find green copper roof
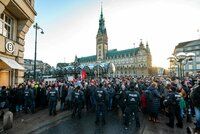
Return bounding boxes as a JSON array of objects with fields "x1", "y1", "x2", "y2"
[
  {"x1": 77, "y1": 47, "x2": 139, "y2": 63},
  {"x1": 78, "y1": 55, "x2": 96, "y2": 63},
  {"x1": 107, "y1": 47, "x2": 139, "y2": 58}
]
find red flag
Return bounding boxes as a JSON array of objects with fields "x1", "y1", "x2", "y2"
[{"x1": 81, "y1": 69, "x2": 87, "y2": 80}]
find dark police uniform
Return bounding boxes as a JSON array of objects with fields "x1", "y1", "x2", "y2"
[
  {"x1": 72, "y1": 88, "x2": 84, "y2": 119},
  {"x1": 124, "y1": 89, "x2": 140, "y2": 128},
  {"x1": 118, "y1": 89, "x2": 127, "y2": 115},
  {"x1": 95, "y1": 86, "x2": 106, "y2": 125},
  {"x1": 0, "y1": 87, "x2": 7, "y2": 109},
  {"x1": 48, "y1": 88, "x2": 58, "y2": 116},
  {"x1": 24, "y1": 87, "x2": 33, "y2": 113},
  {"x1": 164, "y1": 90, "x2": 183, "y2": 128}
]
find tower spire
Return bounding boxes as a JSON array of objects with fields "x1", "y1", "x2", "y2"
[
  {"x1": 139, "y1": 39, "x2": 144, "y2": 47},
  {"x1": 146, "y1": 41, "x2": 150, "y2": 53},
  {"x1": 98, "y1": 2, "x2": 106, "y2": 35},
  {"x1": 101, "y1": 1, "x2": 103, "y2": 18}
]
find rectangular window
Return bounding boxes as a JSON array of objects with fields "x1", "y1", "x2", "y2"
[
  {"x1": 0, "y1": 13, "x2": 13, "y2": 39},
  {"x1": 186, "y1": 47, "x2": 192, "y2": 51},
  {"x1": 188, "y1": 64, "x2": 193, "y2": 70},
  {"x1": 197, "y1": 64, "x2": 200, "y2": 69},
  {"x1": 196, "y1": 57, "x2": 200, "y2": 62},
  {"x1": 196, "y1": 51, "x2": 200, "y2": 56},
  {"x1": 184, "y1": 65, "x2": 186, "y2": 70},
  {"x1": 195, "y1": 46, "x2": 199, "y2": 50}
]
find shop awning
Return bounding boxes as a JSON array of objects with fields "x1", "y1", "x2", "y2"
[{"x1": 0, "y1": 57, "x2": 25, "y2": 70}]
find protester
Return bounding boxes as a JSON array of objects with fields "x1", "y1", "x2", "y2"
[
  {"x1": 0, "y1": 74, "x2": 200, "y2": 132},
  {"x1": 190, "y1": 78, "x2": 200, "y2": 133}
]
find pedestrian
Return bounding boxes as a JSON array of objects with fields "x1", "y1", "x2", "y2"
[
  {"x1": 145, "y1": 84, "x2": 153, "y2": 121},
  {"x1": 107, "y1": 83, "x2": 115, "y2": 111},
  {"x1": 95, "y1": 83, "x2": 107, "y2": 125},
  {"x1": 24, "y1": 85, "x2": 33, "y2": 114},
  {"x1": 85, "y1": 83, "x2": 92, "y2": 111},
  {"x1": 71, "y1": 86, "x2": 84, "y2": 119},
  {"x1": 89, "y1": 80, "x2": 97, "y2": 112},
  {"x1": 47, "y1": 85, "x2": 58, "y2": 116},
  {"x1": 8, "y1": 85, "x2": 16, "y2": 113},
  {"x1": 164, "y1": 85, "x2": 183, "y2": 128},
  {"x1": 0, "y1": 86, "x2": 7, "y2": 109},
  {"x1": 60, "y1": 84, "x2": 68, "y2": 111},
  {"x1": 190, "y1": 80, "x2": 200, "y2": 133},
  {"x1": 16, "y1": 84, "x2": 24, "y2": 113},
  {"x1": 151, "y1": 82, "x2": 161, "y2": 123},
  {"x1": 124, "y1": 82, "x2": 140, "y2": 129},
  {"x1": 140, "y1": 90, "x2": 147, "y2": 114},
  {"x1": 38, "y1": 83, "x2": 47, "y2": 109},
  {"x1": 179, "y1": 92, "x2": 186, "y2": 119},
  {"x1": 66, "y1": 84, "x2": 73, "y2": 110},
  {"x1": 118, "y1": 84, "x2": 127, "y2": 116},
  {"x1": 30, "y1": 84, "x2": 36, "y2": 113}
]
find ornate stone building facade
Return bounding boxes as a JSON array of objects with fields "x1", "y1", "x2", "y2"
[
  {"x1": 0, "y1": 0, "x2": 36, "y2": 86},
  {"x1": 173, "y1": 39, "x2": 200, "y2": 76},
  {"x1": 77, "y1": 7, "x2": 152, "y2": 76}
]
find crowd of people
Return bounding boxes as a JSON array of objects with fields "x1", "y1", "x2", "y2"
[{"x1": 0, "y1": 75, "x2": 200, "y2": 132}]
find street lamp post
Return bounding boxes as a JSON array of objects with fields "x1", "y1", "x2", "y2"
[
  {"x1": 33, "y1": 23, "x2": 44, "y2": 81},
  {"x1": 168, "y1": 52, "x2": 195, "y2": 78}
]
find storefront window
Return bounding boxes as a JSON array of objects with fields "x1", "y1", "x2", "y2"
[{"x1": 0, "y1": 13, "x2": 13, "y2": 39}]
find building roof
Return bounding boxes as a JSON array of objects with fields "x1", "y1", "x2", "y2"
[
  {"x1": 175, "y1": 39, "x2": 200, "y2": 49},
  {"x1": 78, "y1": 55, "x2": 96, "y2": 63},
  {"x1": 107, "y1": 47, "x2": 139, "y2": 58},
  {"x1": 77, "y1": 47, "x2": 140, "y2": 63}
]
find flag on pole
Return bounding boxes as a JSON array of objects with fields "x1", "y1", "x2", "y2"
[{"x1": 81, "y1": 69, "x2": 87, "y2": 80}]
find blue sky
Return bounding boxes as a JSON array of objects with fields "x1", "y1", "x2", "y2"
[
  {"x1": 35, "y1": 0, "x2": 95, "y2": 24},
  {"x1": 24, "y1": 0, "x2": 200, "y2": 68}
]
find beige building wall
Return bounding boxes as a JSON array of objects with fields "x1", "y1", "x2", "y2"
[{"x1": 0, "y1": 0, "x2": 36, "y2": 86}]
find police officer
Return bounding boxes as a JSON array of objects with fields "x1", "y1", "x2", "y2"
[
  {"x1": 48, "y1": 85, "x2": 58, "y2": 116},
  {"x1": 124, "y1": 82, "x2": 140, "y2": 129},
  {"x1": 24, "y1": 85, "x2": 33, "y2": 114},
  {"x1": 71, "y1": 86, "x2": 84, "y2": 119},
  {"x1": 0, "y1": 86, "x2": 7, "y2": 110},
  {"x1": 164, "y1": 85, "x2": 183, "y2": 128},
  {"x1": 95, "y1": 83, "x2": 107, "y2": 125}
]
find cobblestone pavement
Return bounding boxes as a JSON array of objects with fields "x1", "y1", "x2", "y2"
[{"x1": 41, "y1": 110, "x2": 195, "y2": 134}]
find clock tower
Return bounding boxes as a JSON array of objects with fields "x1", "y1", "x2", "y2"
[{"x1": 96, "y1": 5, "x2": 108, "y2": 61}]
